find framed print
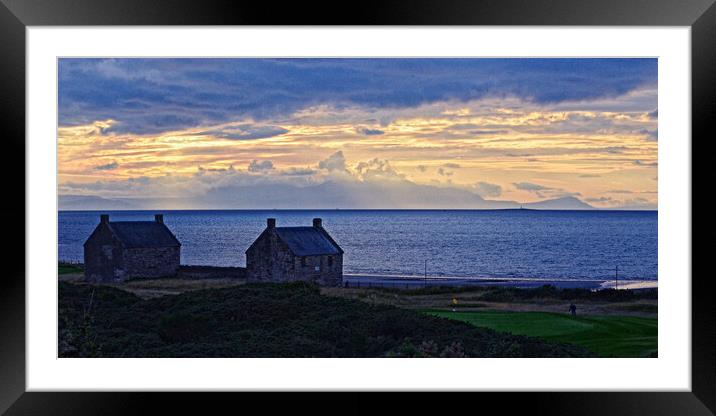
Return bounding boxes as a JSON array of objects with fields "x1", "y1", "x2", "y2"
[{"x1": 1, "y1": 0, "x2": 712, "y2": 414}]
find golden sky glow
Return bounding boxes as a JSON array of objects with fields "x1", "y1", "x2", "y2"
[
  {"x1": 58, "y1": 58, "x2": 658, "y2": 209},
  {"x1": 59, "y1": 95, "x2": 658, "y2": 208}
]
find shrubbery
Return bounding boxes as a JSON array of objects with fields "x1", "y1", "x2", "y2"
[
  {"x1": 58, "y1": 281, "x2": 592, "y2": 358},
  {"x1": 370, "y1": 283, "x2": 657, "y2": 302},
  {"x1": 479, "y1": 285, "x2": 657, "y2": 302}
]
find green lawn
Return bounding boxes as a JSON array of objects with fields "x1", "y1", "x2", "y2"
[
  {"x1": 58, "y1": 263, "x2": 83, "y2": 275},
  {"x1": 426, "y1": 310, "x2": 657, "y2": 358}
]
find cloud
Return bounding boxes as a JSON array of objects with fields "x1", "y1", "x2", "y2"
[
  {"x1": 648, "y1": 109, "x2": 658, "y2": 119},
  {"x1": 64, "y1": 162, "x2": 550, "y2": 209},
  {"x1": 586, "y1": 196, "x2": 615, "y2": 203},
  {"x1": 513, "y1": 182, "x2": 551, "y2": 192},
  {"x1": 355, "y1": 126, "x2": 385, "y2": 136},
  {"x1": 622, "y1": 197, "x2": 654, "y2": 205},
  {"x1": 58, "y1": 58, "x2": 657, "y2": 135},
  {"x1": 468, "y1": 129, "x2": 510, "y2": 136},
  {"x1": 281, "y1": 167, "x2": 317, "y2": 176},
  {"x1": 57, "y1": 59, "x2": 658, "y2": 209},
  {"x1": 607, "y1": 189, "x2": 657, "y2": 195},
  {"x1": 318, "y1": 151, "x2": 348, "y2": 172},
  {"x1": 637, "y1": 128, "x2": 658, "y2": 141},
  {"x1": 585, "y1": 195, "x2": 657, "y2": 209},
  {"x1": 611, "y1": 197, "x2": 657, "y2": 209},
  {"x1": 354, "y1": 158, "x2": 405, "y2": 181},
  {"x1": 198, "y1": 165, "x2": 236, "y2": 173},
  {"x1": 512, "y1": 181, "x2": 580, "y2": 199},
  {"x1": 605, "y1": 147, "x2": 627, "y2": 154},
  {"x1": 202, "y1": 124, "x2": 288, "y2": 141},
  {"x1": 248, "y1": 160, "x2": 274, "y2": 172},
  {"x1": 442, "y1": 163, "x2": 461, "y2": 169},
  {"x1": 93, "y1": 161, "x2": 119, "y2": 171},
  {"x1": 474, "y1": 181, "x2": 502, "y2": 198},
  {"x1": 61, "y1": 147, "x2": 658, "y2": 210},
  {"x1": 437, "y1": 168, "x2": 453, "y2": 176}
]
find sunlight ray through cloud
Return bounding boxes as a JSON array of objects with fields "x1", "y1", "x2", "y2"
[{"x1": 58, "y1": 58, "x2": 657, "y2": 210}]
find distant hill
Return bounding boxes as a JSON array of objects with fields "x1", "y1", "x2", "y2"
[
  {"x1": 607, "y1": 202, "x2": 658, "y2": 211},
  {"x1": 59, "y1": 188, "x2": 605, "y2": 211},
  {"x1": 523, "y1": 196, "x2": 594, "y2": 210},
  {"x1": 59, "y1": 195, "x2": 137, "y2": 210}
]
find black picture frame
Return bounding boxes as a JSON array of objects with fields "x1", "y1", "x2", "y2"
[{"x1": 0, "y1": 0, "x2": 710, "y2": 414}]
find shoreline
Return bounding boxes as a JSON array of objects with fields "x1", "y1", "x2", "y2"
[
  {"x1": 60, "y1": 262, "x2": 658, "y2": 291},
  {"x1": 343, "y1": 274, "x2": 657, "y2": 290}
]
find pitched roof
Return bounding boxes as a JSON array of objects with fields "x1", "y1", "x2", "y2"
[
  {"x1": 274, "y1": 226, "x2": 343, "y2": 256},
  {"x1": 108, "y1": 221, "x2": 181, "y2": 248}
]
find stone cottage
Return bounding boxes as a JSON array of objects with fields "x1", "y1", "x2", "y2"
[
  {"x1": 83, "y1": 214, "x2": 181, "y2": 282},
  {"x1": 245, "y1": 218, "x2": 343, "y2": 286}
]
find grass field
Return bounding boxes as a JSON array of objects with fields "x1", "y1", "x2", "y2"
[
  {"x1": 426, "y1": 310, "x2": 657, "y2": 358},
  {"x1": 58, "y1": 263, "x2": 83, "y2": 275}
]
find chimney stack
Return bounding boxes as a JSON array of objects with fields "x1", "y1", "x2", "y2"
[
  {"x1": 313, "y1": 218, "x2": 322, "y2": 228},
  {"x1": 267, "y1": 218, "x2": 276, "y2": 229},
  {"x1": 100, "y1": 214, "x2": 109, "y2": 224},
  {"x1": 155, "y1": 214, "x2": 164, "y2": 224}
]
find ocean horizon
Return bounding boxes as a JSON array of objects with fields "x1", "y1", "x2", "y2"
[{"x1": 58, "y1": 209, "x2": 658, "y2": 282}]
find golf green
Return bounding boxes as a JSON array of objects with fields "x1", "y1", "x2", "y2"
[{"x1": 426, "y1": 310, "x2": 657, "y2": 357}]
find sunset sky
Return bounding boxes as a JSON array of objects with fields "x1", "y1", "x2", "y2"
[{"x1": 58, "y1": 58, "x2": 657, "y2": 209}]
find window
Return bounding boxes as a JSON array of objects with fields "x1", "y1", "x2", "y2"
[
  {"x1": 315, "y1": 265, "x2": 320, "y2": 272},
  {"x1": 328, "y1": 257, "x2": 333, "y2": 267},
  {"x1": 301, "y1": 257, "x2": 306, "y2": 267}
]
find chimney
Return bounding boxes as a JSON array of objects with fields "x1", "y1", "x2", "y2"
[
  {"x1": 267, "y1": 218, "x2": 276, "y2": 229},
  {"x1": 100, "y1": 214, "x2": 109, "y2": 224},
  {"x1": 313, "y1": 218, "x2": 322, "y2": 228},
  {"x1": 155, "y1": 214, "x2": 164, "y2": 224}
]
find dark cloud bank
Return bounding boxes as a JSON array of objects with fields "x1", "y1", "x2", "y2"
[{"x1": 59, "y1": 58, "x2": 657, "y2": 135}]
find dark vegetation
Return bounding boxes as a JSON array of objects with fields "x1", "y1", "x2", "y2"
[
  {"x1": 178, "y1": 265, "x2": 246, "y2": 279},
  {"x1": 479, "y1": 285, "x2": 657, "y2": 302},
  {"x1": 450, "y1": 303, "x2": 488, "y2": 308},
  {"x1": 615, "y1": 303, "x2": 658, "y2": 313},
  {"x1": 58, "y1": 281, "x2": 593, "y2": 358},
  {"x1": 374, "y1": 284, "x2": 657, "y2": 302},
  {"x1": 58, "y1": 262, "x2": 83, "y2": 275}
]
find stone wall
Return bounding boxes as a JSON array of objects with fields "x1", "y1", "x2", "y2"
[
  {"x1": 291, "y1": 254, "x2": 342, "y2": 286},
  {"x1": 84, "y1": 224, "x2": 125, "y2": 282},
  {"x1": 246, "y1": 230, "x2": 294, "y2": 282},
  {"x1": 246, "y1": 229, "x2": 343, "y2": 286},
  {"x1": 84, "y1": 221, "x2": 180, "y2": 282},
  {"x1": 123, "y1": 246, "x2": 180, "y2": 279}
]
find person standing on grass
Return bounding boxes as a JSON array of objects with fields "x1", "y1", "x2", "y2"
[{"x1": 569, "y1": 303, "x2": 577, "y2": 316}]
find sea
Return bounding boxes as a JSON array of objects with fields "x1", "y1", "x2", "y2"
[{"x1": 58, "y1": 210, "x2": 658, "y2": 282}]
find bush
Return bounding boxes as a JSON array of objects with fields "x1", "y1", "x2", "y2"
[
  {"x1": 479, "y1": 285, "x2": 657, "y2": 302},
  {"x1": 58, "y1": 281, "x2": 592, "y2": 358}
]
